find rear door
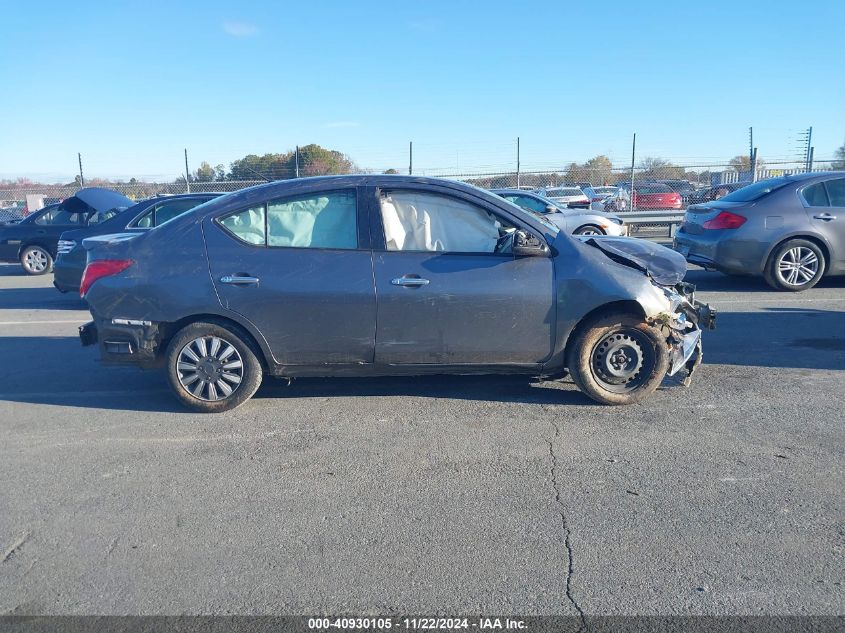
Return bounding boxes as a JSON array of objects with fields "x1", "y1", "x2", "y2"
[
  {"x1": 805, "y1": 178, "x2": 845, "y2": 270},
  {"x1": 203, "y1": 186, "x2": 376, "y2": 365},
  {"x1": 369, "y1": 185, "x2": 555, "y2": 366}
]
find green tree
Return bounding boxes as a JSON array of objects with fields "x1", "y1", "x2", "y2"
[
  {"x1": 194, "y1": 161, "x2": 216, "y2": 182},
  {"x1": 227, "y1": 145, "x2": 359, "y2": 181},
  {"x1": 833, "y1": 139, "x2": 845, "y2": 170},
  {"x1": 637, "y1": 157, "x2": 685, "y2": 180},
  {"x1": 383, "y1": 168, "x2": 399, "y2": 174}
]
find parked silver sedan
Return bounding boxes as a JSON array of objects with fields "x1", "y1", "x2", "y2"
[
  {"x1": 491, "y1": 188, "x2": 627, "y2": 236},
  {"x1": 673, "y1": 172, "x2": 845, "y2": 291}
]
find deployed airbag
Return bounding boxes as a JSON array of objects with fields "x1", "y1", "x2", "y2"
[{"x1": 381, "y1": 191, "x2": 500, "y2": 253}]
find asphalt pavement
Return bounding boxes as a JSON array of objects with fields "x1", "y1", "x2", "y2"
[{"x1": 0, "y1": 263, "x2": 843, "y2": 617}]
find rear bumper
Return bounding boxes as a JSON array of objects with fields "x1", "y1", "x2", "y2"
[
  {"x1": 79, "y1": 318, "x2": 163, "y2": 367},
  {"x1": 673, "y1": 230, "x2": 766, "y2": 274},
  {"x1": 53, "y1": 259, "x2": 84, "y2": 293}
]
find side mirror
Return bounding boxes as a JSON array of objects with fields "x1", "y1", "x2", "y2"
[
  {"x1": 513, "y1": 230, "x2": 549, "y2": 257},
  {"x1": 545, "y1": 204, "x2": 558, "y2": 214}
]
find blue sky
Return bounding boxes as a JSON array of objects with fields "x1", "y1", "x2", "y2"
[{"x1": 1, "y1": 0, "x2": 843, "y2": 182}]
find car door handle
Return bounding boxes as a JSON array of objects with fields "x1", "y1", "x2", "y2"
[
  {"x1": 220, "y1": 275, "x2": 260, "y2": 286},
  {"x1": 391, "y1": 275, "x2": 430, "y2": 287},
  {"x1": 813, "y1": 213, "x2": 837, "y2": 221}
]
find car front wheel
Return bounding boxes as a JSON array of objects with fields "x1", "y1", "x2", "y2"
[
  {"x1": 574, "y1": 225, "x2": 605, "y2": 236},
  {"x1": 764, "y1": 239, "x2": 825, "y2": 292},
  {"x1": 566, "y1": 313, "x2": 669, "y2": 405},
  {"x1": 165, "y1": 322, "x2": 263, "y2": 412},
  {"x1": 20, "y1": 245, "x2": 53, "y2": 275}
]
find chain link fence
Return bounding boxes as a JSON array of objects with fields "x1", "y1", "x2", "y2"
[{"x1": 1, "y1": 159, "x2": 840, "y2": 225}]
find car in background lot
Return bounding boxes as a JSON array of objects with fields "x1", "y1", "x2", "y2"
[
  {"x1": 78, "y1": 175, "x2": 713, "y2": 412},
  {"x1": 0, "y1": 188, "x2": 131, "y2": 274},
  {"x1": 491, "y1": 188, "x2": 627, "y2": 236},
  {"x1": 0, "y1": 203, "x2": 29, "y2": 225},
  {"x1": 673, "y1": 172, "x2": 845, "y2": 291},
  {"x1": 540, "y1": 186, "x2": 590, "y2": 209},
  {"x1": 54, "y1": 193, "x2": 222, "y2": 293},
  {"x1": 686, "y1": 181, "x2": 750, "y2": 205},
  {"x1": 631, "y1": 183, "x2": 683, "y2": 209}
]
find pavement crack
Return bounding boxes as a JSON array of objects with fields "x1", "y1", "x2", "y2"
[
  {"x1": 546, "y1": 420, "x2": 587, "y2": 632},
  {"x1": 2, "y1": 530, "x2": 30, "y2": 563}
]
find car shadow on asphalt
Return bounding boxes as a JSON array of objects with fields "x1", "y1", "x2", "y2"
[
  {"x1": 0, "y1": 285, "x2": 89, "y2": 310},
  {"x1": 2, "y1": 304, "x2": 843, "y2": 413},
  {"x1": 705, "y1": 308, "x2": 845, "y2": 370},
  {"x1": 683, "y1": 268, "x2": 845, "y2": 292}
]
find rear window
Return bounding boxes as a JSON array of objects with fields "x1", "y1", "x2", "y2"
[{"x1": 719, "y1": 177, "x2": 791, "y2": 202}]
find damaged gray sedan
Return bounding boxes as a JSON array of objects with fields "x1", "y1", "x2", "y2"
[{"x1": 78, "y1": 175, "x2": 715, "y2": 412}]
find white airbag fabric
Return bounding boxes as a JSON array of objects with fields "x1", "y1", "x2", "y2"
[
  {"x1": 381, "y1": 192, "x2": 500, "y2": 253},
  {"x1": 268, "y1": 192, "x2": 357, "y2": 249}
]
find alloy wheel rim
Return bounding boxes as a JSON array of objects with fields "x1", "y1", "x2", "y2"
[
  {"x1": 177, "y1": 336, "x2": 244, "y2": 401},
  {"x1": 777, "y1": 247, "x2": 819, "y2": 287},
  {"x1": 591, "y1": 329, "x2": 655, "y2": 394},
  {"x1": 579, "y1": 228, "x2": 602, "y2": 236},
  {"x1": 25, "y1": 248, "x2": 48, "y2": 272}
]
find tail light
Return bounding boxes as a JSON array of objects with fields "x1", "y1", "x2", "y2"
[
  {"x1": 80, "y1": 259, "x2": 133, "y2": 297},
  {"x1": 702, "y1": 211, "x2": 747, "y2": 230}
]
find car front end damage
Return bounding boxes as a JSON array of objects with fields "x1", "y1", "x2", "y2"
[{"x1": 650, "y1": 281, "x2": 716, "y2": 386}]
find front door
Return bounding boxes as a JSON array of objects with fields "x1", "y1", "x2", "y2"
[
  {"x1": 370, "y1": 187, "x2": 555, "y2": 366},
  {"x1": 203, "y1": 187, "x2": 376, "y2": 365}
]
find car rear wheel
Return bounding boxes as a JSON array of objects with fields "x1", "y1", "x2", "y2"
[
  {"x1": 574, "y1": 225, "x2": 605, "y2": 236},
  {"x1": 566, "y1": 313, "x2": 669, "y2": 406},
  {"x1": 764, "y1": 239, "x2": 825, "y2": 292},
  {"x1": 165, "y1": 322, "x2": 263, "y2": 412},
  {"x1": 20, "y1": 245, "x2": 52, "y2": 275}
]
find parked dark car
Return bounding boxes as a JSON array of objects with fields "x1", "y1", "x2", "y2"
[
  {"x1": 673, "y1": 173, "x2": 845, "y2": 291},
  {"x1": 0, "y1": 189, "x2": 132, "y2": 274},
  {"x1": 686, "y1": 181, "x2": 750, "y2": 206},
  {"x1": 54, "y1": 193, "x2": 222, "y2": 293},
  {"x1": 79, "y1": 175, "x2": 714, "y2": 412}
]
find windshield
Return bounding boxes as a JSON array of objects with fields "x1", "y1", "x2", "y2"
[{"x1": 718, "y1": 177, "x2": 792, "y2": 202}]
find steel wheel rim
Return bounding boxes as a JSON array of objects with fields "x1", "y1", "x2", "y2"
[
  {"x1": 24, "y1": 248, "x2": 48, "y2": 272},
  {"x1": 177, "y1": 336, "x2": 244, "y2": 402},
  {"x1": 777, "y1": 247, "x2": 819, "y2": 287},
  {"x1": 591, "y1": 328, "x2": 655, "y2": 394}
]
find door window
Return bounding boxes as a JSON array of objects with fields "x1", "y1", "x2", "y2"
[
  {"x1": 824, "y1": 178, "x2": 845, "y2": 206},
  {"x1": 267, "y1": 191, "x2": 357, "y2": 249},
  {"x1": 35, "y1": 208, "x2": 82, "y2": 225},
  {"x1": 218, "y1": 205, "x2": 267, "y2": 245},
  {"x1": 802, "y1": 182, "x2": 829, "y2": 207},
  {"x1": 132, "y1": 198, "x2": 207, "y2": 228},
  {"x1": 379, "y1": 191, "x2": 512, "y2": 253}
]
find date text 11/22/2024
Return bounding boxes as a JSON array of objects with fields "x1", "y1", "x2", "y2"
[{"x1": 308, "y1": 617, "x2": 527, "y2": 630}]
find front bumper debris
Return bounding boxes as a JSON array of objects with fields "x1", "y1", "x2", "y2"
[{"x1": 655, "y1": 283, "x2": 716, "y2": 387}]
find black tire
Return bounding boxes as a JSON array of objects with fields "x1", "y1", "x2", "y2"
[
  {"x1": 20, "y1": 245, "x2": 53, "y2": 275},
  {"x1": 566, "y1": 313, "x2": 669, "y2": 406},
  {"x1": 574, "y1": 224, "x2": 605, "y2": 236},
  {"x1": 165, "y1": 321, "x2": 263, "y2": 412},
  {"x1": 763, "y1": 239, "x2": 825, "y2": 292}
]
